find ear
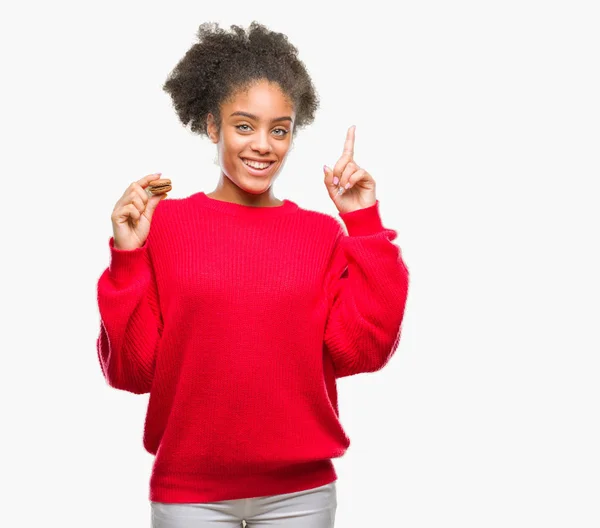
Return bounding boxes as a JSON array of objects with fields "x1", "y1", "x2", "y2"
[{"x1": 207, "y1": 113, "x2": 219, "y2": 143}]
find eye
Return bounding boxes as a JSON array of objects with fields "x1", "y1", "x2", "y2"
[{"x1": 235, "y1": 124, "x2": 289, "y2": 137}]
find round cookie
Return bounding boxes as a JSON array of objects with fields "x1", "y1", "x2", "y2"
[{"x1": 148, "y1": 178, "x2": 172, "y2": 195}]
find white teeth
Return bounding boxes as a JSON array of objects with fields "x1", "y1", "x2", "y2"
[{"x1": 243, "y1": 159, "x2": 272, "y2": 169}]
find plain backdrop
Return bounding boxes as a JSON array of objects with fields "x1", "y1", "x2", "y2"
[{"x1": 1, "y1": 1, "x2": 598, "y2": 527}]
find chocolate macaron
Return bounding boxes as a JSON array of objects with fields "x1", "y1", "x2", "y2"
[{"x1": 147, "y1": 178, "x2": 172, "y2": 195}]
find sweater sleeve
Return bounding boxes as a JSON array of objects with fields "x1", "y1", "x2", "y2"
[
  {"x1": 323, "y1": 200, "x2": 409, "y2": 378},
  {"x1": 95, "y1": 236, "x2": 164, "y2": 394}
]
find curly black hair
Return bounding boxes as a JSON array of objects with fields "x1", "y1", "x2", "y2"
[{"x1": 162, "y1": 21, "x2": 319, "y2": 138}]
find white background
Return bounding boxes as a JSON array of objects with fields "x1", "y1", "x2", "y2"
[{"x1": 1, "y1": 1, "x2": 598, "y2": 527}]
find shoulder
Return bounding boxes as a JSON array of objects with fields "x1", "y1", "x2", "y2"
[
  {"x1": 150, "y1": 193, "x2": 191, "y2": 224},
  {"x1": 145, "y1": 194, "x2": 189, "y2": 242},
  {"x1": 294, "y1": 204, "x2": 345, "y2": 240}
]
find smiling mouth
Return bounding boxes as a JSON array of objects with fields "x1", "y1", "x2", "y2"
[{"x1": 241, "y1": 158, "x2": 275, "y2": 170}]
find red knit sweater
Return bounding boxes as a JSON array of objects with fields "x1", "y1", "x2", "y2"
[{"x1": 96, "y1": 191, "x2": 409, "y2": 503}]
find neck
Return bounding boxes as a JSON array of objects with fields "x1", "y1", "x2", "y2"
[{"x1": 208, "y1": 175, "x2": 283, "y2": 207}]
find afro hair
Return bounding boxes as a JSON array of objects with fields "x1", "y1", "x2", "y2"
[{"x1": 162, "y1": 21, "x2": 319, "y2": 138}]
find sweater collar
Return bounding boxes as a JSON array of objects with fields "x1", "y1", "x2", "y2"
[{"x1": 194, "y1": 192, "x2": 299, "y2": 218}]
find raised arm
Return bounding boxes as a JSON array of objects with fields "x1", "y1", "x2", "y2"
[
  {"x1": 96, "y1": 237, "x2": 163, "y2": 393},
  {"x1": 323, "y1": 201, "x2": 409, "y2": 378}
]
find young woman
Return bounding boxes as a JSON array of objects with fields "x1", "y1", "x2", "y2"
[{"x1": 96, "y1": 21, "x2": 409, "y2": 528}]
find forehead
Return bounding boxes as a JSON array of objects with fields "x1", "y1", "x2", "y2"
[{"x1": 223, "y1": 80, "x2": 295, "y2": 118}]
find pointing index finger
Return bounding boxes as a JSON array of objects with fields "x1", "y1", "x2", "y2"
[{"x1": 342, "y1": 125, "x2": 356, "y2": 158}]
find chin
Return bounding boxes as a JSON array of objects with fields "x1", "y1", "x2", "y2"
[
  {"x1": 241, "y1": 180, "x2": 275, "y2": 194},
  {"x1": 230, "y1": 175, "x2": 274, "y2": 194}
]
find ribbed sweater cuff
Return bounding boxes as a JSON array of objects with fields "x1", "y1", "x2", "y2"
[
  {"x1": 338, "y1": 200, "x2": 385, "y2": 236},
  {"x1": 108, "y1": 236, "x2": 149, "y2": 284}
]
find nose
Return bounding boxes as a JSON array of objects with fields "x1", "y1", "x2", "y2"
[{"x1": 250, "y1": 130, "x2": 273, "y2": 154}]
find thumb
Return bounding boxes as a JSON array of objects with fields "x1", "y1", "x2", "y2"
[
  {"x1": 145, "y1": 192, "x2": 166, "y2": 219},
  {"x1": 323, "y1": 164, "x2": 336, "y2": 189},
  {"x1": 323, "y1": 165, "x2": 340, "y2": 200}
]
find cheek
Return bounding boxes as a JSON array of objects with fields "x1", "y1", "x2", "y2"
[
  {"x1": 277, "y1": 141, "x2": 292, "y2": 157},
  {"x1": 221, "y1": 133, "x2": 245, "y2": 155}
]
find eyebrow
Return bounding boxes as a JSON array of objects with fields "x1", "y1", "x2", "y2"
[{"x1": 229, "y1": 111, "x2": 293, "y2": 123}]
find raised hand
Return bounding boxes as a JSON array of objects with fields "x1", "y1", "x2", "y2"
[
  {"x1": 111, "y1": 172, "x2": 168, "y2": 251},
  {"x1": 323, "y1": 125, "x2": 376, "y2": 214}
]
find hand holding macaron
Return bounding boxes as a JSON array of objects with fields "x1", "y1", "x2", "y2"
[
  {"x1": 111, "y1": 173, "x2": 171, "y2": 251},
  {"x1": 323, "y1": 125, "x2": 377, "y2": 214}
]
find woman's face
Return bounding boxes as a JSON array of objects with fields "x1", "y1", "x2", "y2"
[{"x1": 207, "y1": 80, "x2": 295, "y2": 196}]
